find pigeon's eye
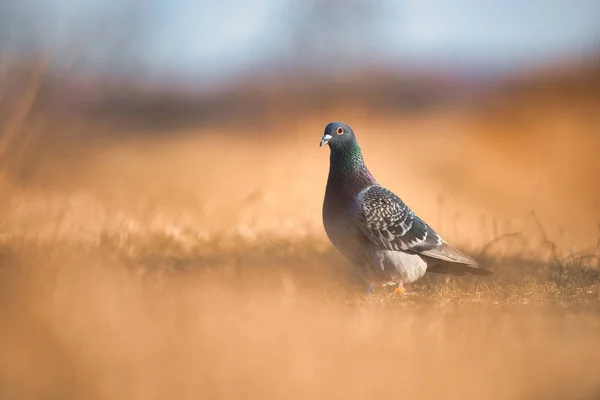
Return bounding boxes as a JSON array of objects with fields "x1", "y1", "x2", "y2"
[{"x1": 336, "y1": 127, "x2": 344, "y2": 135}]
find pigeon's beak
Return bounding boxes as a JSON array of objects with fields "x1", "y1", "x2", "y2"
[{"x1": 320, "y1": 134, "x2": 332, "y2": 147}]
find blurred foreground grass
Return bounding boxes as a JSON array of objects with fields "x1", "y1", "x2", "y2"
[{"x1": 1, "y1": 229, "x2": 600, "y2": 400}]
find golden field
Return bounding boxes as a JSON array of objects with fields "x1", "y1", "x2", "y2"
[{"x1": 1, "y1": 71, "x2": 600, "y2": 399}]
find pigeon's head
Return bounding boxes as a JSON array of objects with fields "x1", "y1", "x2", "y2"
[{"x1": 320, "y1": 122, "x2": 356, "y2": 149}]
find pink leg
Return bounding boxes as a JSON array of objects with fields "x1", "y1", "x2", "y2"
[{"x1": 394, "y1": 281, "x2": 405, "y2": 295}]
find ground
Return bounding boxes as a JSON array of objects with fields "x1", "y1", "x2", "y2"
[
  {"x1": 1, "y1": 227, "x2": 599, "y2": 399},
  {"x1": 0, "y1": 105, "x2": 599, "y2": 399}
]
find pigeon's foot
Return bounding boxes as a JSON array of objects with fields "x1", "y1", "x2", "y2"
[{"x1": 394, "y1": 281, "x2": 405, "y2": 295}]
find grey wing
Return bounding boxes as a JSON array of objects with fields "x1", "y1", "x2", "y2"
[
  {"x1": 419, "y1": 242, "x2": 479, "y2": 267},
  {"x1": 356, "y1": 186, "x2": 485, "y2": 270},
  {"x1": 356, "y1": 186, "x2": 442, "y2": 253}
]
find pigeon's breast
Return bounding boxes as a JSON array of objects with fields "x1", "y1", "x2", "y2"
[{"x1": 322, "y1": 194, "x2": 365, "y2": 265}]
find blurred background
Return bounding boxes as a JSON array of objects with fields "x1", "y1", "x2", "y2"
[
  {"x1": 1, "y1": 0, "x2": 599, "y2": 252},
  {"x1": 2, "y1": 1, "x2": 600, "y2": 399}
]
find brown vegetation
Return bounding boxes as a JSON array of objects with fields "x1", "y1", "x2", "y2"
[{"x1": 1, "y1": 58, "x2": 600, "y2": 399}]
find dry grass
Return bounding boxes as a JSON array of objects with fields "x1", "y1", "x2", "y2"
[
  {"x1": 1, "y1": 233, "x2": 600, "y2": 400},
  {"x1": 1, "y1": 79, "x2": 600, "y2": 398}
]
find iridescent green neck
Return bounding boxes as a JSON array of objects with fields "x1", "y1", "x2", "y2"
[
  {"x1": 331, "y1": 140, "x2": 365, "y2": 171},
  {"x1": 329, "y1": 140, "x2": 376, "y2": 186}
]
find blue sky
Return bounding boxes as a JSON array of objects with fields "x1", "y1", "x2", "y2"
[
  {"x1": 14, "y1": 0, "x2": 600, "y2": 82},
  {"x1": 390, "y1": 1, "x2": 600, "y2": 65}
]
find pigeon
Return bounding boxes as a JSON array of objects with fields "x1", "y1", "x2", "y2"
[{"x1": 320, "y1": 121, "x2": 492, "y2": 294}]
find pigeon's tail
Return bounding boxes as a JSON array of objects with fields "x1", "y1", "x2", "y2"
[
  {"x1": 421, "y1": 242, "x2": 493, "y2": 276},
  {"x1": 421, "y1": 242, "x2": 479, "y2": 266}
]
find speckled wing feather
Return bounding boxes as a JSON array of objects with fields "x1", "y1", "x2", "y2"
[
  {"x1": 356, "y1": 186, "x2": 442, "y2": 253},
  {"x1": 356, "y1": 185, "x2": 482, "y2": 268}
]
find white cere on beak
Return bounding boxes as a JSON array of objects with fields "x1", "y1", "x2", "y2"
[{"x1": 320, "y1": 134, "x2": 333, "y2": 147}]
